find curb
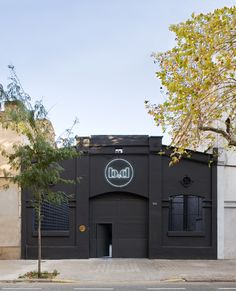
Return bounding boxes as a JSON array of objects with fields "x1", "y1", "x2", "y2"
[
  {"x1": 161, "y1": 278, "x2": 236, "y2": 283},
  {"x1": 184, "y1": 279, "x2": 236, "y2": 283},
  {"x1": 1, "y1": 278, "x2": 236, "y2": 284},
  {"x1": 161, "y1": 278, "x2": 186, "y2": 283},
  {"x1": 0, "y1": 279, "x2": 78, "y2": 284}
]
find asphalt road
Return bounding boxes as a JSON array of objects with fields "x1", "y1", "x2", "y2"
[{"x1": 1, "y1": 283, "x2": 236, "y2": 291}]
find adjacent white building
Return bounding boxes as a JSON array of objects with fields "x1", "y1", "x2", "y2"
[{"x1": 217, "y1": 149, "x2": 236, "y2": 259}]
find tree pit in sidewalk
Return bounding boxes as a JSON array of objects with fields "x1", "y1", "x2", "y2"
[{"x1": 19, "y1": 269, "x2": 59, "y2": 279}]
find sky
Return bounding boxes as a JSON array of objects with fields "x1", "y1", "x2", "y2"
[{"x1": 0, "y1": 0, "x2": 235, "y2": 144}]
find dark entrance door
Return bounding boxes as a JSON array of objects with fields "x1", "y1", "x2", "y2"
[
  {"x1": 90, "y1": 193, "x2": 148, "y2": 258},
  {"x1": 96, "y1": 223, "x2": 112, "y2": 257}
]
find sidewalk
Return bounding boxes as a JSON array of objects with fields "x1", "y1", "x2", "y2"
[{"x1": 0, "y1": 259, "x2": 236, "y2": 283}]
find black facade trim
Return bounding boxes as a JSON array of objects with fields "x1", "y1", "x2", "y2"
[
  {"x1": 162, "y1": 145, "x2": 216, "y2": 164},
  {"x1": 32, "y1": 231, "x2": 70, "y2": 237},
  {"x1": 22, "y1": 135, "x2": 217, "y2": 260},
  {"x1": 167, "y1": 231, "x2": 205, "y2": 237}
]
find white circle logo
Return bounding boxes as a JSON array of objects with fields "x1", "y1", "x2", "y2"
[{"x1": 104, "y1": 158, "x2": 134, "y2": 188}]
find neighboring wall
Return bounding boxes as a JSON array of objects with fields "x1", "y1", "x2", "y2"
[
  {"x1": 0, "y1": 125, "x2": 24, "y2": 259},
  {"x1": 0, "y1": 105, "x2": 55, "y2": 259},
  {"x1": 217, "y1": 149, "x2": 236, "y2": 259}
]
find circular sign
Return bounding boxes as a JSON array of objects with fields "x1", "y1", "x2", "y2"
[
  {"x1": 79, "y1": 225, "x2": 86, "y2": 232},
  {"x1": 104, "y1": 158, "x2": 134, "y2": 188}
]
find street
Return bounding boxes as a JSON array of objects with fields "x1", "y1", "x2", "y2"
[{"x1": 1, "y1": 283, "x2": 236, "y2": 291}]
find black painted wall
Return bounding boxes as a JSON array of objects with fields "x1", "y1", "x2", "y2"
[{"x1": 22, "y1": 135, "x2": 217, "y2": 259}]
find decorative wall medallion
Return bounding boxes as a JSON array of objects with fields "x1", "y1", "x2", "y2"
[
  {"x1": 105, "y1": 158, "x2": 134, "y2": 188},
  {"x1": 180, "y1": 175, "x2": 194, "y2": 188},
  {"x1": 79, "y1": 225, "x2": 86, "y2": 232}
]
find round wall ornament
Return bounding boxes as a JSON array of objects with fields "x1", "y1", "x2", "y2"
[
  {"x1": 104, "y1": 158, "x2": 134, "y2": 188},
  {"x1": 79, "y1": 225, "x2": 86, "y2": 232}
]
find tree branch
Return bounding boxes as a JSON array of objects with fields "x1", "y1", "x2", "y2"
[{"x1": 198, "y1": 125, "x2": 236, "y2": 146}]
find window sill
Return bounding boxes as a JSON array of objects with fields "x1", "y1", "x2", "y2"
[
  {"x1": 32, "y1": 231, "x2": 70, "y2": 237},
  {"x1": 167, "y1": 231, "x2": 205, "y2": 237}
]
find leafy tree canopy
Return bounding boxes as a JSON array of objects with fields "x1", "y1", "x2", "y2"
[
  {"x1": 0, "y1": 67, "x2": 79, "y2": 203},
  {"x1": 146, "y1": 6, "x2": 236, "y2": 162}
]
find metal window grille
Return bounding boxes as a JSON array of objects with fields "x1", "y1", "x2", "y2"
[
  {"x1": 169, "y1": 195, "x2": 203, "y2": 232},
  {"x1": 34, "y1": 198, "x2": 69, "y2": 231}
]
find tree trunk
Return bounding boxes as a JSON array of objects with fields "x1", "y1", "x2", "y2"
[{"x1": 37, "y1": 202, "x2": 42, "y2": 278}]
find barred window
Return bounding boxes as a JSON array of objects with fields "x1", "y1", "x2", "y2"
[
  {"x1": 169, "y1": 195, "x2": 203, "y2": 232},
  {"x1": 34, "y1": 196, "x2": 69, "y2": 231}
]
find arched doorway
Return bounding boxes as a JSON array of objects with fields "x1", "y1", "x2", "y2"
[{"x1": 89, "y1": 193, "x2": 148, "y2": 258}]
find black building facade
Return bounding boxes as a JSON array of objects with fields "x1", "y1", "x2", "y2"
[{"x1": 22, "y1": 135, "x2": 217, "y2": 259}]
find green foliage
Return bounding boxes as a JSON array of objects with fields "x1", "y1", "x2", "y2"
[
  {"x1": 146, "y1": 6, "x2": 236, "y2": 161},
  {"x1": 19, "y1": 269, "x2": 59, "y2": 279},
  {"x1": 0, "y1": 68, "x2": 79, "y2": 204}
]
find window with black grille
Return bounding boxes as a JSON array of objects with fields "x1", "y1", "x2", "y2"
[
  {"x1": 34, "y1": 197, "x2": 69, "y2": 231},
  {"x1": 169, "y1": 195, "x2": 203, "y2": 232}
]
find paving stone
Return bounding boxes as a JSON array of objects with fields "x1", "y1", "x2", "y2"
[{"x1": 0, "y1": 259, "x2": 236, "y2": 282}]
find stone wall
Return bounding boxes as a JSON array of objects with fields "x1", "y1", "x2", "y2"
[
  {"x1": 0, "y1": 126, "x2": 24, "y2": 259},
  {"x1": 0, "y1": 180, "x2": 21, "y2": 259},
  {"x1": 0, "y1": 105, "x2": 56, "y2": 259}
]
